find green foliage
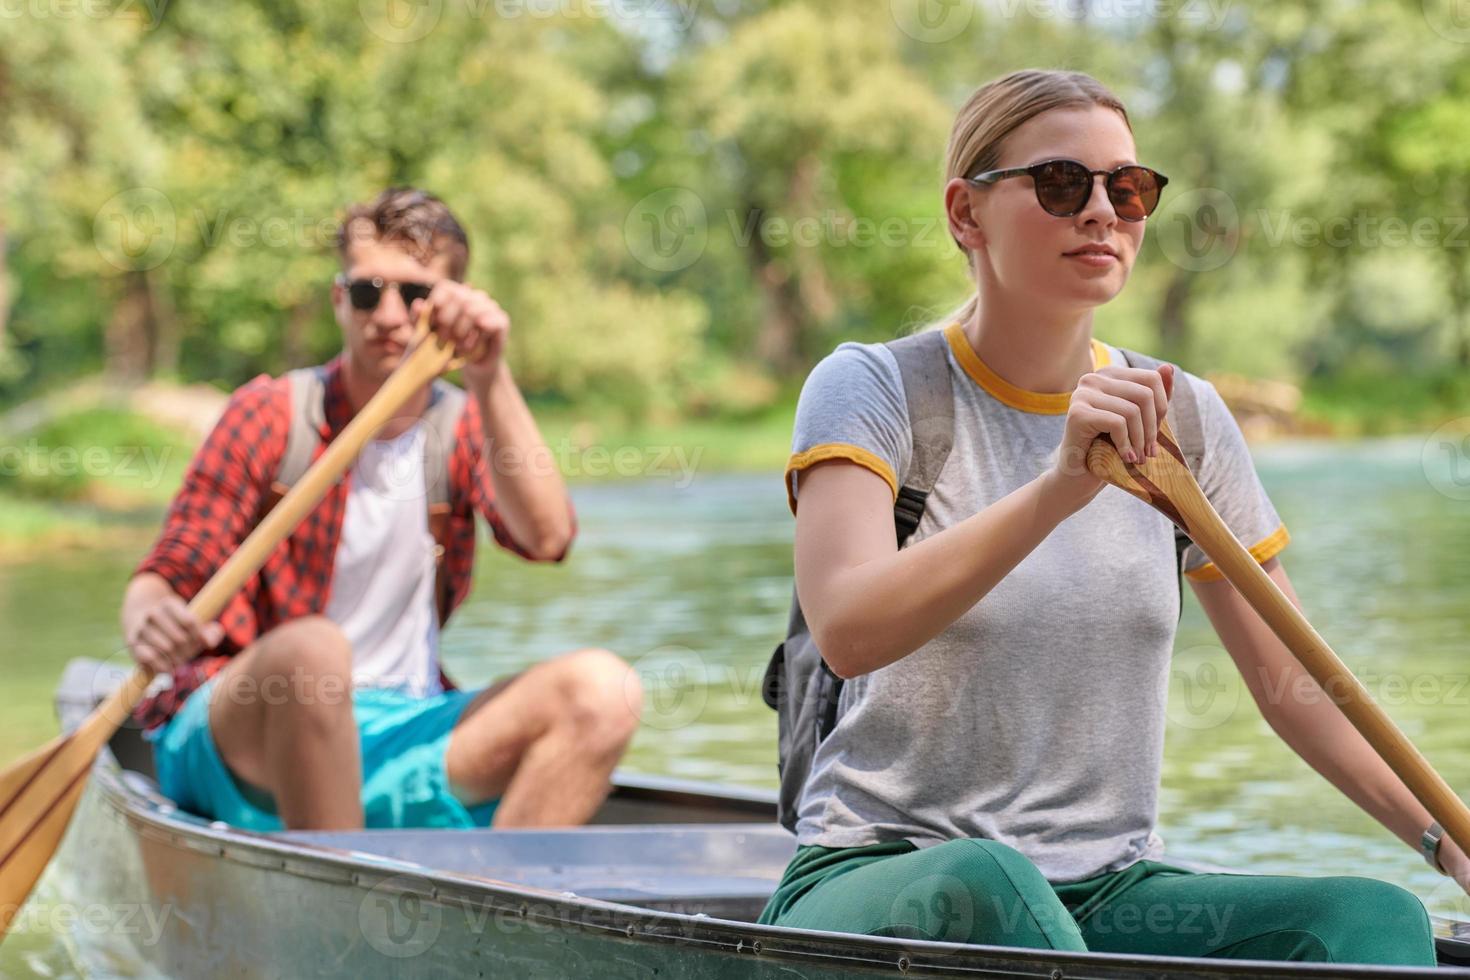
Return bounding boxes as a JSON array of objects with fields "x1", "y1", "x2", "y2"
[{"x1": 2, "y1": 0, "x2": 1469, "y2": 424}]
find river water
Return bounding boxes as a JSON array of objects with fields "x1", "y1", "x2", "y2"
[{"x1": 3, "y1": 437, "x2": 1469, "y2": 975}]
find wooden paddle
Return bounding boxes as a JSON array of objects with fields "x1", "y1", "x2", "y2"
[
  {"x1": 0, "y1": 307, "x2": 457, "y2": 941},
  {"x1": 1088, "y1": 419, "x2": 1470, "y2": 868}
]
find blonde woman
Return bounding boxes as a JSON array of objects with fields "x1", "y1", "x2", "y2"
[{"x1": 758, "y1": 69, "x2": 1462, "y2": 965}]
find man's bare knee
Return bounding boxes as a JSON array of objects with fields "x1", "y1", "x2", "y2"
[
  {"x1": 244, "y1": 616, "x2": 352, "y2": 716},
  {"x1": 554, "y1": 648, "x2": 641, "y2": 750}
]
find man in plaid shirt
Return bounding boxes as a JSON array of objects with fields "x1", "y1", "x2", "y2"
[{"x1": 120, "y1": 188, "x2": 642, "y2": 831}]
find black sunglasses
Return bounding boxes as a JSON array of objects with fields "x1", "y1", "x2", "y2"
[
  {"x1": 338, "y1": 275, "x2": 434, "y2": 312},
  {"x1": 966, "y1": 159, "x2": 1169, "y2": 222}
]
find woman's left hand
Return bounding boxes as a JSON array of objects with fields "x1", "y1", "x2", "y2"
[{"x1": 1437, "y1": 836, "x2": 1470, "y2": 896}]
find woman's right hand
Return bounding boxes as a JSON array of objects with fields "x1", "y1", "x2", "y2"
[
  {"x1": 1047, "y1": 362, "x2": 1175, "y2": 508},
  {"x1": 124, "y1": 591, "x2": 225, "y2": 675}
]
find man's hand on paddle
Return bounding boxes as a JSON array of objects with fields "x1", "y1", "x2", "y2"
[
  {"x1": 122, "y1": 579, "x2": 226, "y2": 674},
  {"x1": 411, "y1": 281, "x2": 510, "y2": 390}
]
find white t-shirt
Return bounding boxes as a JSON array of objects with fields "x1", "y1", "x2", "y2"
[{"x1": 323, "y1": 422, "x2": 443, "y2": 697}]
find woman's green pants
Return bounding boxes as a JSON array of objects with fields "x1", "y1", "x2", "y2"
[{"x1": 758, "y1": 839, "x2": 1437, "y2": 966}]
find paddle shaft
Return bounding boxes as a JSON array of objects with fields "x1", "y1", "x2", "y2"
[
  {"x1": 0, "y1": 310, "x2": 455, "y2": 943},
  {"x1": 1090, "y1": 428, "x2": 1470, "y2": 865},
  {"x1": 97, "y1": 315, "x2": 458, "y2": 728}
]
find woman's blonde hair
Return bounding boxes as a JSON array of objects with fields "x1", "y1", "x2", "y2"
[{"x1": 920, "y1": 69, "x2": 1131, "y2": 331}]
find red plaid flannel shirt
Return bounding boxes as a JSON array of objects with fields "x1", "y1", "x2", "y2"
[{"x1": 133, "y1": 355, "x2": 573, "y2": 731}]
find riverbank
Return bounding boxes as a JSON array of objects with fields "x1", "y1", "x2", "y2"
[{"x1": 4, "y1": 369, "x2": 1468, "y2": 555}]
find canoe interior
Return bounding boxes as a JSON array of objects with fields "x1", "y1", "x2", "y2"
[{"x1": 52, "y1": 658, "x2": 1470, "y2": 976}]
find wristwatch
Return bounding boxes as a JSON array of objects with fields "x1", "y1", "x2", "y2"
[{"x1": 1421, "y1": 821, "x2": 1449, "y2": 875}]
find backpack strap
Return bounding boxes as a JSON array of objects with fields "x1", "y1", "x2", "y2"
[
  {"x1": 1117, "y1": 347, "x2": 1204, "y2": 617},
  {"x1": 421, "y1": 380, "x2": 467, "y2": 623},
  {"x1": 886, "y1": 330, "x2": 956, "y2": 546},
  {"x1": 799, "y1": 330, "x2": 957, "y2": 736},
  {"x1": 273, "y1": 367, "x2": 328, "y2": 494},
  {"x1": 262, "y1": 368, "x2": 468, "y2": 625}
]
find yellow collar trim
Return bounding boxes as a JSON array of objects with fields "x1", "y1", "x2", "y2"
[{"x1": 942, "y1": 323, "x2": 1112, "y2": 415}]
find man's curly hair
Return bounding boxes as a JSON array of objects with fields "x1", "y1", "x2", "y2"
[{"x1": 336, "y1": 187, "x2": 470, "y2": 280}]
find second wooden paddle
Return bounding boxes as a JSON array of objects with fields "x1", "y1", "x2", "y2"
[
  {"x1": 1088, "y1": 418, "x2": 1470, "y2": 870},
  {"x1": 0, "y1": 306, "x2": 457, "y2": 942}
]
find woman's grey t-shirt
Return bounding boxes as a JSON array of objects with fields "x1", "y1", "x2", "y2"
[{"x1": 785, "y1": 324, "x2": 1289, "y2": 884}]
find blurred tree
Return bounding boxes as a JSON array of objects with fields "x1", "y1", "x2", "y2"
[{"x1": 678, "y1": 1, "x2": 951, "y2": 374}]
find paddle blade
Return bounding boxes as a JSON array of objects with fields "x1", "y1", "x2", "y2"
[
  {"x1": 0, "y1": 733, "x2": 99, "y2": 940},
  {"x1": 0, "y1": 668, "x2": 149, "y2": 943}
]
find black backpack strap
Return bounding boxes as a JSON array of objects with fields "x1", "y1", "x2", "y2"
[
  {"x1": 885, "y1": 330, "x2": 956, "y2": 546},
  {"x1": 1117, "y1": 346, "x2": 1204, "y2": 616}
]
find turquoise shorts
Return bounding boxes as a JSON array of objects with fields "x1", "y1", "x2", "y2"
[{"x1": 148, "y1": 680, "x2": 500, "y2": 832}]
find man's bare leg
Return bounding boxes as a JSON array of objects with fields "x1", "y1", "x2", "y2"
[
  {"x1": 208, "y1": 615, "x2": 364, "y2": 829},
  {"x1": 444, "y1": 648, "x2": 642, "y2": 827}
]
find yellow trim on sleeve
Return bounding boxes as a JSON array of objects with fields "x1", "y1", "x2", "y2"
[
  {"x1": 784, "y1": 443, "x2": 899, "y2": 515},
  {"x1": 943, "y1": 323, "x2": 1112, "y2": 415},
  {"x1": 1185, "y1": 523, "x2": 1291, "y2": 582}
]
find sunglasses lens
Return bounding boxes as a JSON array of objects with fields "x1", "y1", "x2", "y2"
[
  {"x1": 1109, "y1": 167, "x2": 1163, "y2": 221},
  {"x1": 399, "y1": 282, "x2": 433, "y2": 308},
  {"x1": 347, "y1": 279, "x2": 382, "y2": 311},
  {"x1": 1033, "y1": 160, "x2": 1093, "y2": 216}
]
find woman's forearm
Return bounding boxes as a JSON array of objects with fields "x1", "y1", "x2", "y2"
[
  {"x1": 1264, "y1": 673, "x2": 1452, "y2": 853},
  {"x1": 811, "y1": 469, "x2": 1093, "y2": 678}
]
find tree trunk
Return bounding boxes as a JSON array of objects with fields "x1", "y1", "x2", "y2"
[
  {"x1": 104, "y1": 271, "x2": 158, "y2": 382},
  {"x1": 1158, "y1": 269, "x2": 1195, "y2": 364},
  {"x1": 283, "y1": 298, "x2": 320, "y2": 369},
  {"x1": 0, "y1": 221, "x2": 9, "y2": 351},
  {"x1": 147, "y1": 268, "x2": 179, "y2": 378},
  {"x1": 743, "y1": 202, "x2": 810, "y2": 378},
  {"x1": 743, "y1": 153, "x2": 837, "y2": 377}
]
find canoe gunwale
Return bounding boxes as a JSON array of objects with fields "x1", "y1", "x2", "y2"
[{"x1": 79, "y1": 753, "x2": 1469, "y2": 979}]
